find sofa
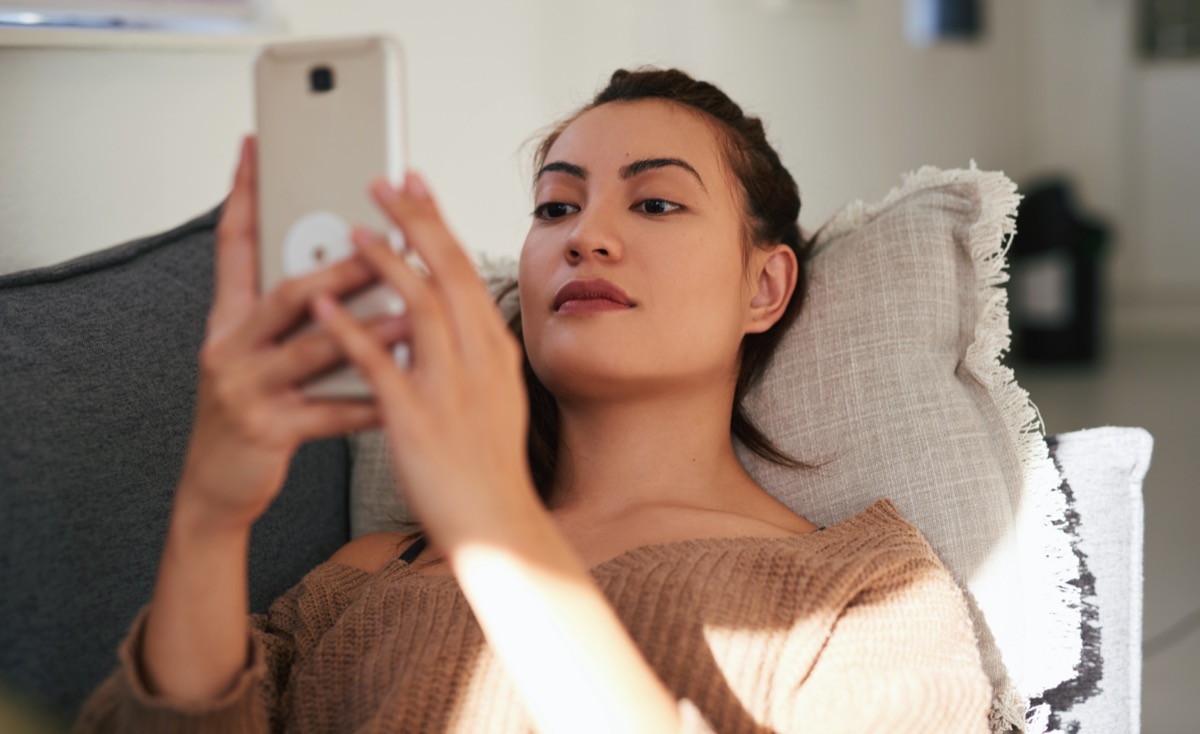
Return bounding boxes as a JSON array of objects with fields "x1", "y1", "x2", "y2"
[{"x1": 0, "y1": 169, "x2": 1152, "y2": 733}]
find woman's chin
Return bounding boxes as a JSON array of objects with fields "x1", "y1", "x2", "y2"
[
  {"x1": 526, "y1": 328, "x2": 732, "y2": 403},
  {"x1": 534, "y1": 354, "x2": 725, "y2": 407},
  {"x1": 535, "y1": 356, "x2": 646, "y2": 401}
]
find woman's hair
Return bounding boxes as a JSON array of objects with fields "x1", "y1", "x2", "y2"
[{"x1": 513, "y1": 67, "x2": 815, "y2": 502}]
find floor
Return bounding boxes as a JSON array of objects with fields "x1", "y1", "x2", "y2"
[{"x1": 1015, "y1": 340, "x2": 1200, "y2": 734}]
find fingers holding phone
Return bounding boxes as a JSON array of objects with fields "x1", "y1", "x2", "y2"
[
  {"x1": 176, "y1": 134, "x2": 403, "y2": 533},
  {"x1": 207, "y1": 135, "x2": 260, "y2": 341},
  {"x1": 312, "y1": 174, "x2": 533, "y2": 545},
  {"x1": 255, "y1": 35, "x2": 408, "y2": 400}
]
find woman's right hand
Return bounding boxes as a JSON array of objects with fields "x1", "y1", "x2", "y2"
[
  {"x1": 174, "y1": 135, "x2": 405, "y2": 533},
  {"x1": 134, "y1": 134, "x2": 410, "y2": 705}
]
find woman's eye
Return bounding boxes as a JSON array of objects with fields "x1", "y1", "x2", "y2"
[
  {"x1": 635, "y1": 199, "x2": 682, "y2": 215},
  {"x1": 533, "y1": 202, "x2": 579, "y2": 220}
]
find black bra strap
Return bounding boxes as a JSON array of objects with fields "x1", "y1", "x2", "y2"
[{"x1": 399, "y1": 535, "x2": 427, "y2": 564}]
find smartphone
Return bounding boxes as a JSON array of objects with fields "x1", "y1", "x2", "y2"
[{"x1": 254, "y1": 35, "x2": 408, "y2": 399}]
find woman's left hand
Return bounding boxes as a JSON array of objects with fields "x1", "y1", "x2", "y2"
[
  {"x1": 311, "y1": 172, "x2": 537, "y2": 549},
  {"x1": 314, "y1": 173, "x2": 682, "y2": 734}
]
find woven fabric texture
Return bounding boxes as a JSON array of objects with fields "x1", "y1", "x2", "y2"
[{"x1": 0, "y1": 204, "x2": 352, "y2": 719}]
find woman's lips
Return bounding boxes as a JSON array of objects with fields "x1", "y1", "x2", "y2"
[
  {"x1": 556, "y1": 298, "x2": 631, "y2": 314},
  {"x1": 553, "y1": 278, "x2": 636, "y2": 313}
]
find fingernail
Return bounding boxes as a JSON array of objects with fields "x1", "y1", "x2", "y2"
[
  {"x1": 234, "y1": 135, "x2": 250, "y2": 174},
  {"x1": 350, "y1": 226, "x2": 373, "y2": 249},
  {"x1": 379, "y1": 315, "x2": 408, "y2": 339},
  {"x1": 370, "y1": 177, "x2": 396, "y2": 200},
  {"x1": 312, "y1": 295, "x2": 336, "y2": 320},
  {"x1": 404, "y1": 171, "x2": 429, "y2": 201}
]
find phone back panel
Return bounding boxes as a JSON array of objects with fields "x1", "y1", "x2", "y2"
[
  {"x1": 255, "y1": 35, "x2": 405, "y2": 290},
  {"x1": 254, "y1": 36, "x2": 406, "y2": 398}
]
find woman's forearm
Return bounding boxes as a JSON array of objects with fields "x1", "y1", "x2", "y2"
[
  {"x1": 312, "y1": 174, "x2": 683, "y2": 731},
  {"x1": 140, "y1": 488, "x2": 253, "y2": 703},
  {"x1": 445, "y1": 491, "x2": 681, "y2": 734},
  {"x1": 119, "y1": 132, "x2": 384, "y2": 710}
]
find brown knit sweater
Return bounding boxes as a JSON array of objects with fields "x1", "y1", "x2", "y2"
[{"x1": 74, "y1": 498, "x2": 993, "y2": 733}]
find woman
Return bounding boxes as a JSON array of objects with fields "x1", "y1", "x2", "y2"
[{"x1": 75, "y1": 68, "x2": 993, "y2": 733}]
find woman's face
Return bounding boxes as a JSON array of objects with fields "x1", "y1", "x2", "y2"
[{"x1": 519, "y1": 99, "x2": 759, "y2": 402}]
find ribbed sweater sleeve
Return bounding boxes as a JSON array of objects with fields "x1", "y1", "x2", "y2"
[
  {"x1": 607, "y1": 503, "x2": 993, "y2": 734},
  {"x1": 72, "y1": 562, "x2": 371, "y2": 734},
  {"x1": 781, "y1": 552, "x2": 994, "y2": 733}
]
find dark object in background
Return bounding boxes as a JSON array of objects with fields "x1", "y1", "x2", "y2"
[
  {"x1": 906, "y1": 0, "x2": 984, "y2": 46},
  {"x1": 1138, "y1": 0, "x2": 1200, "y2": 60},
  {"x1": 1008, "y1": 180, "x2": 1110, "y2": 365}
]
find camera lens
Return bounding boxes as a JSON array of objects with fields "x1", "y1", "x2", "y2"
[{"x1": 310, "y1": 66, "x2": 334, "y2": 93}]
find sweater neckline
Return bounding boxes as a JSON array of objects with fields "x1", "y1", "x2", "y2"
[{"x1": 375, "y1": 497, "x2": 906, "y2": 584}]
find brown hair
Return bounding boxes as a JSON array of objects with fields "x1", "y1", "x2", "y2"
[{"x1": 513, "y1": 67, "x2": 815, "y2": 502}]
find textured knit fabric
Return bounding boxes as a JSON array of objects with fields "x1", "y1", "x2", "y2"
[{"x1": 74, "y1": 498, "x2": 993, "y2": 733}]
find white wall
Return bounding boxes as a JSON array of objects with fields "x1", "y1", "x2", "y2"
[
  {"x1": 1, "y1": 0, "x2": 1196, "y2": 342},
  {"x1": 0, "y1": 0, "x2": 1030, "y2": 273},
  {"x1": 0, "y1": 42, "x2": 255, "y2": 273}
]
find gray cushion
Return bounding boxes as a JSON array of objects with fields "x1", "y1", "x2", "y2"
[{"x1": 0, "y1": 203, "x2": 351, "y2": 718}]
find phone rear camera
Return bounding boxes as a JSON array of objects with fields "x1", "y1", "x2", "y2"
[{"x1": 310, "y1": 66, "x2": 334, "y2": 93}]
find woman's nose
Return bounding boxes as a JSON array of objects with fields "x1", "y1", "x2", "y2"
[
  {"x1": 564, "y1": 212, "x2": 622, "y2": 264},
  {"x1": 565, "y1": 243, "x2": 614, "y2": 262}
]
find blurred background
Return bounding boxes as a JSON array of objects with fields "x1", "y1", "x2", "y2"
[{"x1": 1, "y1": 1, "x2": 1196, "y2": 731}]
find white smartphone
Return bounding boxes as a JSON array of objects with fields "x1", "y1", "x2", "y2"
[{"x1": 254, "y1": 35, "x2": 408, "y2": 399}]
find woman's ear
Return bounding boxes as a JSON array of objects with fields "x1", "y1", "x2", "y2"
[{"x1": 745, "y1": 244, "x2": 798, "y2": 335}]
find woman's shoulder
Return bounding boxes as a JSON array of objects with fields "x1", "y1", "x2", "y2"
[
  {"x1": 695, "y1": 498, "x2": 954, "y2": 598},
  {"x1": 585, "y1": 499, "x2": 962, "y2": 642},
  {"x1": 327, "y1": 531, "x2": 415, "y2": 574},
  {"x1": 738, "y1": 497, "x2": 935, "y2": 560},
  {"x1": 798, "y1": 498, "x2": 954, "y2": 579},
  {"x1": 257, "y1": 536, "x2": 412, "y2": 619},
  {"x1": 826, "y1": 497, "x2": 930, "y2": 544},
  {"x1": 794, "y1": 499, "x2": 968, "y2": 611}
]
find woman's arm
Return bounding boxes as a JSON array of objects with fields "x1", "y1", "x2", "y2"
[
  {"x1": 446, "y1": 492, "x2": 683, "y2": 734},
  {"x1": 75, "y1": 136, "x2": 402, "y2": 732},
  {"x1": 314, "y1": 173, "x2": 684, "y2": 734},
  {"x1": 74, "y1": 559, "x2": 372, "y2": 734},
  {"x1": 139, "y1": 495, "x2": 255, "y2": 705}
]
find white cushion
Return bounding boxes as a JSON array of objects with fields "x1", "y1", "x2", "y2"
[{"x1": 1025, "y1": 426, "x2": 1151, "y2": 734}]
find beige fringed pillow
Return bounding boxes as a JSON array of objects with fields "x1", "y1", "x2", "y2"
[{"x1": 348, "y1": 166, "x2": 1077, "y2": 734}]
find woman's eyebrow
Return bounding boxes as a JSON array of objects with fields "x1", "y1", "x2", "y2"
[
  {"x1": 620, "y1": 158, "x2": 707, "y2": 193},
  {"x1": 536, "y1": 161, "x2": 587, "y2": 181},
  {"x1": 535, "y1": 157, "x2": 708, "y2": 195}
]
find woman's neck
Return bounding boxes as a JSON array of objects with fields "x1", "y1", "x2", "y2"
[{"x1": 546, "y1": 389, "x2": 757, "y2": 521}]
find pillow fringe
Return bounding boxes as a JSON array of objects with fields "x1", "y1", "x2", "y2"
[
  {"x1": 956, "y1": 166, "x2": 1084, "y2": 710},
  {"x1": 992, "y1": 682, "x2": 1032, "y2": 734},
  {"x1": 815, "y1": 164, "x2": 1083, "y2": 729}
]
